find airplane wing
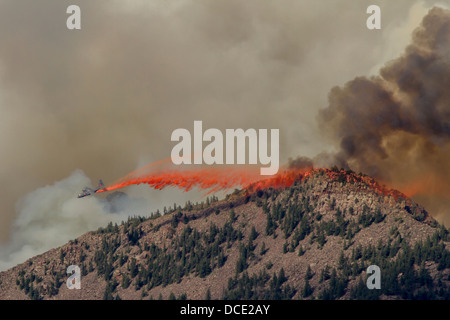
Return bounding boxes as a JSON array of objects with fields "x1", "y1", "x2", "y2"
[{"x1": 78, "y1": 180, "x2": 106, "y2": 198}]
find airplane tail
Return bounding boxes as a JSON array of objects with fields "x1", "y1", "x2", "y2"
[{"x1": 98, "y1": 179, "x2": 105, "y2": 188}]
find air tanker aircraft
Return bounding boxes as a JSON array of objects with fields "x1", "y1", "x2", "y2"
[{"x1": 77, "y1": 180, "x2": 106, "y2": 198}]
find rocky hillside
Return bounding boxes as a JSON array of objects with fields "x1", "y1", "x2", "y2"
[{"x1": 0, "y1": 168, "x2": 449, "y2": 300}]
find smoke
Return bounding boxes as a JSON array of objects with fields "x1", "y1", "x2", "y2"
[
  {"x1": 287, "y1": 156, "x2": 314, "y2": 170},
  {"x1": 0, "y1": 0, "x2": 448, "y2": 270},
  {"x1": 318, "y1": 7, "x2": 450, "y2": 224},
  {"x1": 1, "y1": 0, "x2": 438, "y2": 242},
  {"x1": 0, "y1": 170, "x2": 156, "y2": 271}
]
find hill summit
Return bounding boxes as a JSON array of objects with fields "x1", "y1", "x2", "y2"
[{"x1": 0, "y1": 168, "x2": 449, "y2": 300}]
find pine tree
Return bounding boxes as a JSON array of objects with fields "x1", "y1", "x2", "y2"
[
  {"x1": 260, "y1": 242, "x2": 267, "y2": 256},
  {"x1": 302, "y1": 279, "x2": 313, "y2": 298},
  {"x1": 103, "y1": 283, "x2": 114, "y2": 300},
  {"x1": 250, "y1": 226, "x2": 258, "y2": 241},
  {"x1": 305, "y1": 265, "x2": 314, "y2": 280},
  {"x1": 122, "y1": 273, "x2": 130, "y2": 289},
  {"x1": 266, "y1": 212, "x2": 275, "y2": 236},
  {"x1": 317, "y1": 231, "x2": 326, "y2": 248},
  {"x1": 298, "y1": 245, "x2": 305, "y2": 256}
]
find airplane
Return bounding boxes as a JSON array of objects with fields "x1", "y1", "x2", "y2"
[{"x1": 77, "y1": 179, "x2": 106, "y2": 198}]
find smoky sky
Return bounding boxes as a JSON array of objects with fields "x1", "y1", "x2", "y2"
[
  {"x1": 0, "y1": 0, "x2": 448, "y2": 251},
  {"x1": 318, "y1": 6, "x2": 450, "y2": 224}
]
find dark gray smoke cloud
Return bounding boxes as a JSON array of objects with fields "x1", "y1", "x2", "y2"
[
  {"x1": 318, "y1": 7, "x2": 450, "y2": 224},
  {"x1": 287, "y1": 156, "x2": 314, "y2": 170}
]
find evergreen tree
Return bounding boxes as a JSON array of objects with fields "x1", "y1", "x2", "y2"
[
  {"x1": 260, "y1": 242, "x2": 267, "y2": 256},
  {"x1": 305, "y1": 265, "x2": 314, "y2": 280},
  {"x1": 302, "y1": 279, "x2": 313, "y2": 298},
  {"x1": 266, "y1": 212, "x2": 275, "y2": 236}
]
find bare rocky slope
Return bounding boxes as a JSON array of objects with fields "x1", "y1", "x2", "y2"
[{"x1": 1, "y1": 168, "x2": 449, "y2": 300}]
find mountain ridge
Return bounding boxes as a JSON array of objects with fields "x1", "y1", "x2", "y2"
[{"x1": 1, "y1": 168, "x2": 449, "y2": 300}]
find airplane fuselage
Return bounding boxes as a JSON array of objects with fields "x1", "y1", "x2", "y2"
[{"x1": 77, "y1": 180, "x2": 105, "y2": 198}]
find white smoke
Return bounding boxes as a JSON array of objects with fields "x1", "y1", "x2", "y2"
[
  {"x1": 0, "y1": 170, "x2": 151, "y2": 271},
  {"x1": 0, "y1": 168, "x2": 214, "y2": 271}
]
